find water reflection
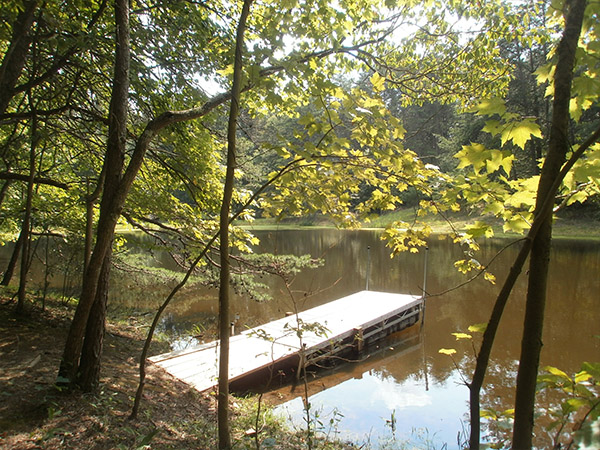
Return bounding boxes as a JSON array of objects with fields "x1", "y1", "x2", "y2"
[
  {"x1": 110, "y1": 229, "x2": 598, "y2": 448},
  {"x1": 6, "y1": 229, "x2": 597, "y2": 448},
  {"x1": 231, "y1": 230, "x2": 598, "y2": 448}
]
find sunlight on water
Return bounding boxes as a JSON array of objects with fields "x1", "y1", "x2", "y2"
[{"x1": 275, "y1": 369, "x2": 469, "y2": 449}]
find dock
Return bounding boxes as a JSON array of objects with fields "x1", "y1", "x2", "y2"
[{"x1": 149, "y1": 290, "x2": 423, "y2": 393}]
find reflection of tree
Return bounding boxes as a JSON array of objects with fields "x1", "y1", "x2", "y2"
[
  {"x1": 107, "y1": 228, "x2": 598, "y2": 436},
  {"x1": 106, "y1": 229, "x2": 599, "y2": 374}
]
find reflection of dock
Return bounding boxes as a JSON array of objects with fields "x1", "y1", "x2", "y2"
[
  {"x1": 150, "y1": 291, "x2": 423, "y2": 393},
  {"x1": 261, "y1": 329, "x2": 423, "y2": 403}
]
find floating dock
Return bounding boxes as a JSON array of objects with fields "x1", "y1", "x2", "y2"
[{"x1": 149, "y1": 290, "x2": 423, "y2": 393}]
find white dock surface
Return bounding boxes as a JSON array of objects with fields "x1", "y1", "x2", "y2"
[{"x1": 150, "y1": 290, "x2": 422, "y2": 392}]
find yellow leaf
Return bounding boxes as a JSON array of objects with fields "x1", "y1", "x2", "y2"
[
  {"x1": 370, "y1": 72, "x2": 385, "y2": 92},
  {"x1": 452, "y1": 332, "x2": 472, "y2": 340},
  {"x1": 439, "y1": 348, "x2": 457, "y2": 355},
  {"x1": 469, "y1": 97, "x2": 507, "y2": 116},
  {"x1": 501, "y1": 119, "x2": 542, "y2": 149}
]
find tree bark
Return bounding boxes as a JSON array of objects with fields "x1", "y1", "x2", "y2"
[
  {"x1": 0, "y1": 173, "x2": 68, "y2": 190},
  {"x1": 512, "y1": 0, "x2": 587, "y2": 447},
  {"x1": 58, "y1": 0, "x2": 130, "y2": 383},
  {"x1": 0, "y1": 179, "x2": 11, "y2": 209},
  {"x1": 218, "y1": 1, "x2": 252, "y2": 448},
  {"x1": 468, "y1": 238, "x2": 532, "y2": 449},
  {"x1": 1, "y1": 227, "x2": 23, "y2": 286},
  {"x1": 16, "y1": 91, "x2": 40, "y2": 314},
  {"x1": 84, "y1": 168, "x2": 106, "y2": 275},
  {"x1": 0, "y1": 0, "x2": 38, "y2": 115},
  {"x1": 78, "y1": 250, "x2": 111, "y2": 391}
]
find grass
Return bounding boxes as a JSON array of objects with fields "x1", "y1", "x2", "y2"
[{"x1": 241, "y1": 208, "x2": 600, "y2": 239}]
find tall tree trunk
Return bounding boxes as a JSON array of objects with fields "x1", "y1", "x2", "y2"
[
  {"x1": 512, "y1": 0, "x2": 587, "y2": 447},
  {"x1": 468, "y1": 238, "x2": 532, "y2": 449},
  {"x1": 78, "y1": 250, "x2": 111, "y2": 391},
  {"x1": 218, "y1": 1, "x2": 252, "y2": 448},
  {"x1": 16, "y1": 92, "x2": 39, "y2": 314},
  {"x1": 0, "y1": 0, "x2": 38, "y2": 115},
  {"x1": 58, "y1": 0, "x2": 130, "y2": 384}
]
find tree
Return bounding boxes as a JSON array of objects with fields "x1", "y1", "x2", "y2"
[
  {"x1": 217, "y1": 2, "x2": 253, "y2": 446},
  {"x1": 415, "y1": 1, "x2": 599, "y2": 447},
  {"x1": 513, "y1": 0, "x2": 589, "y2": 446},
  {"x1": 0, "y1": 0, "x2": 38, "y2": 116},
  {"x1": 1, "y1": 3, "x2": 594, "y2": 445},
  {"x1": 58, "y1": 0, "x2": 131, "y2": 385},
  {"x1": 57, "y1": 0, "x2": 453, "y2": 389},
  {"x1": 0, "y1": 0, "x2": 111, "y2": 300}
]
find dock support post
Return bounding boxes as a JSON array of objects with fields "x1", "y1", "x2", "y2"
[
  {"x1": 421, "y1": 246, "x2": 429, "y2": 324},
  {"x1": 353, "y1": 327, "x2": 364, "y2": 354},
  {"x1": 366, "y1": 246, "x2": 371, "y2": 291}
]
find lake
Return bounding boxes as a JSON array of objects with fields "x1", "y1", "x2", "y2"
[
  {"x1": 117, "y1": 228, "x2": 599, "y2": 449},
  {"x1": 5, "y1": 228, "x2": 599, "y2": 448},
  {"x1": 243, "y1": 230, "x2": 600, "y2": 449}
]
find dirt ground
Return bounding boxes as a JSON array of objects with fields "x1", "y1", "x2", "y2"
[{"x1": 0, "y1": 297, "x2": 220, "y2": 450}]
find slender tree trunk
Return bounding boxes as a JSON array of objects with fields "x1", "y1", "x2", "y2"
[
  {"x1": 468, "y1": 238, "x2": 532, "y2": 449},
  {"x1": 78, "y1": 250, "x2": 111, "y2": 391},
  {"x1": 0, "y1": 180, "x2": 11, "y2": 209},
  {"x1": 218, "y1": 1, "x2": 252, "y2": 448},
  {"x1": 84, "y1": 169, "x2": 106, "y2": 275},
  {"x1": 84, "y1": 187, "x2": 95, "y2": 274},
  {"x1": 512, "y1": 0, "x2": 587, "y2": 447},
  {"x1": 2, "y1": 228, "x2": 23, "y2": 286},
  {"x1": 131, "y1": 248, "x2": 209, "y2": 418},
  {"x1": 58, "y1": 0, "x2": 130, "y2": 384},
  {"x1": 16, "y1": 93, "x2": 39, "y2": 314}
]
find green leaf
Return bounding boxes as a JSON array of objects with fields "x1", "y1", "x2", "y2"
[
  {"x1": 500, "y1": 118, "x2": 543, "y2": 149},
  {"x1": 486, "y1": 150, "x2": 514, "y2": 174},
  {"x1": 545, "y1": 366, "x2": 571, "y2": 381},
  {"x1": 466, "y1": 221, "x2": 494, "y2": 238},
  {"x1": 137, "y1": 428, "x2": 159, "y2": 448},
  {"x1": 574, "y1": 371, "x2": 593, "y2": 384},
  {"x1": 370, "y1": 72, "x2": 386, "y2": 92},
  {"x1": 468, "y1": 323, "x2": 488, "y2": 333},
  {"x1": 503, "y1": 215, "x2": 530, "y2": 234},
  {"x1": 469, "y1": 97, "x2": 507, "y2": 116},
  {"x1": 455, "y1": 143, "x2": 490, "y2": 173},
  {"x1": 482, "y1": 119, "x2": 503, "y2": 136},
  {"x1": 581, "y1": 362, "x2": 600, "y2": 380}
]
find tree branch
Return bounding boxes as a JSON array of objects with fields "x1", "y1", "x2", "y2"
[{"x1": 0, "y1": 172, "x2": 69, "y2": 190}]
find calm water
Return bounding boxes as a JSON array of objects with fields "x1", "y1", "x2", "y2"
[
  {"x1": 233, "y1": 230, "x2": 600, "y2": 449},
  {"x1": 6, "y1": 229, "x2": 599, "y2": 448},
  {"x1": 119, "y1": 228, "x2": 599, "y2": 449}
]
